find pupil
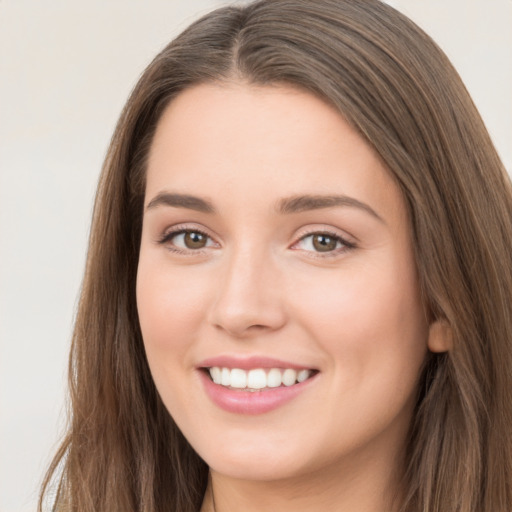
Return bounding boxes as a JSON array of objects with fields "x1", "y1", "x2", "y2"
[
  {"x1": 313, "y1": 234, "x2": 337, "y2": 252},
  {"x1": 185, "y1": 232, "x2": 206, "y2": 249}
]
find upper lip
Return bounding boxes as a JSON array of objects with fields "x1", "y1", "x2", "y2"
[{"x1": 198, "y1": 355, "x2": 317, "y2": 371}]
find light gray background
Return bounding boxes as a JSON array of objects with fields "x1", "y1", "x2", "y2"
[{"x1": 1, "y1": 1, "x2": 510, "y2": 511}]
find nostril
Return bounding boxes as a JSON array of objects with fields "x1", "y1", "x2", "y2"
[{"x1": 212, "y1": 320, "x2": 275, "y2": 338}]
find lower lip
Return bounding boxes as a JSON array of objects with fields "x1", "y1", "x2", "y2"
[{"x1": 198, "y1": 370, "x2": 317, "y2": 415}]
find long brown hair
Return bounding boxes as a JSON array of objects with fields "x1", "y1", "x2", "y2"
[{"x1": 39, "y1": 1, "x2": 512, "y2": 511}]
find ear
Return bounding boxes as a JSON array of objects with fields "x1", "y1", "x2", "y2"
[{"x1": 427, "y1": 319, "x2": 453, "y2": 353}]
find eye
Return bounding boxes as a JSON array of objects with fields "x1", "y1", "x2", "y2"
[
  {"x1": 293, "y1": 231, "x2": 354, "y2": 255},
  {"x1": 158, "y1": 228, "x2": 217, "y2": 252}
]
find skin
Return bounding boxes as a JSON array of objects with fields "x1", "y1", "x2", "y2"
[{"x1": 136, "y1": 82, "x2": 447, "y2": 512}]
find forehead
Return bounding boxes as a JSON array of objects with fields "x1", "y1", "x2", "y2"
[{"x1": 145, "y1": 82, "x2": 405, "y2": 225}]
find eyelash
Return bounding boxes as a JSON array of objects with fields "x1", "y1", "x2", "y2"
[
  {"x1": 157, "y1": 226, "x2": 356, "y2": 258},
  {"x1": 157, "y1": 226, "x2": 215, "y2": 255},
  {"x1": 292, "y1": 229, "x2": 356, "y2": 258}
]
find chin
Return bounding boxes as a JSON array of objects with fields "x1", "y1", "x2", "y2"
[
  {"x1": 193, "y1": 430, "x2": 327, "y2": 483},
  {"x1": 207, "y1": 455, "x2": 308, "y2": 482}
]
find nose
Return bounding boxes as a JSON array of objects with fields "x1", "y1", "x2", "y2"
[{"x1": 208, "y1": 247, "x2": 287, "y2": 338}]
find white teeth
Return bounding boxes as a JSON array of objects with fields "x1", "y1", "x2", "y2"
[
  {"x1": 230, "y1": 368, "x2": 247, "y2": 389},
  {"x1": 297, "y1": 369, "x2": 310, "y2": 383},
  {"x1": 208, "y1": 367, "x2": 313, "y2": 390},
  {"x1": 210, "y1": 366, "x2": 222, "y2": 384},
  {"x1": 247, "y1": 369, "x2": 267, "y2": 389},
  {"x1": 267, "y1": 368, "x2": 282, "y2": 388},
  {"x1": 282, "y1": 368, "x2": 297, "y2": 386},
  {"x1": 221, "y1": 367, "x2": 230, "y2": 386}
]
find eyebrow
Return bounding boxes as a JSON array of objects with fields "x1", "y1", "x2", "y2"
[
  {"x1": 145, "y1": 191, "x2": 383, "y2": 222},
  {"x1": 146, "y1": 192, "x2": 215, "y2": 213},
  {"x1": 277, "y1": 194, "x2": 384, "y2": 222}
]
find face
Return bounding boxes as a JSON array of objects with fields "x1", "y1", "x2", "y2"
[{"x1": 137, "y1": 83, "x2": 432, "y2": 483}]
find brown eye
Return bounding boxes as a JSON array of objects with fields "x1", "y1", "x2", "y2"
[
  {"x1": 294, "y1": 231, "x2": 350, "y2": 255},
  {"x1": 183, "y1": 231, "x2": 208, "y2": 249},
  {"x1": 312, "y1": 234, "x2": 339, "y2": 252},
  {"x1": 160, "y1": 229, "x2": 214, "y2": 251}
]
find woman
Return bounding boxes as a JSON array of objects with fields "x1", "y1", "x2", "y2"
[{"x1": 39, "y1": 0, "x2": 512, "y2": 511}]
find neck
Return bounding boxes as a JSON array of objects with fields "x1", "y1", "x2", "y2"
[{"x1": 201, "y1": 451, "x2": 404, "y2": 512}]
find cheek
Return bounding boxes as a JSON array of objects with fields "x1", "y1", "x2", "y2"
[
  {"x1": 136, "y1": 257, "x2": 213, "y2": 361},
  {"x1": 291, "y1": 257, "x2": 427, "y2": 385},
  {"x1": 287, "y1": 259, "x2": 428, "y2": 454},
  {"x1": 136, "y1": 257, "x2": 218, "y2": 423}
]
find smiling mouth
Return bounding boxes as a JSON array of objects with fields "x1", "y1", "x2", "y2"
[{"x1": 203, "y1": 367, "x2": 318, "y2": 392}]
